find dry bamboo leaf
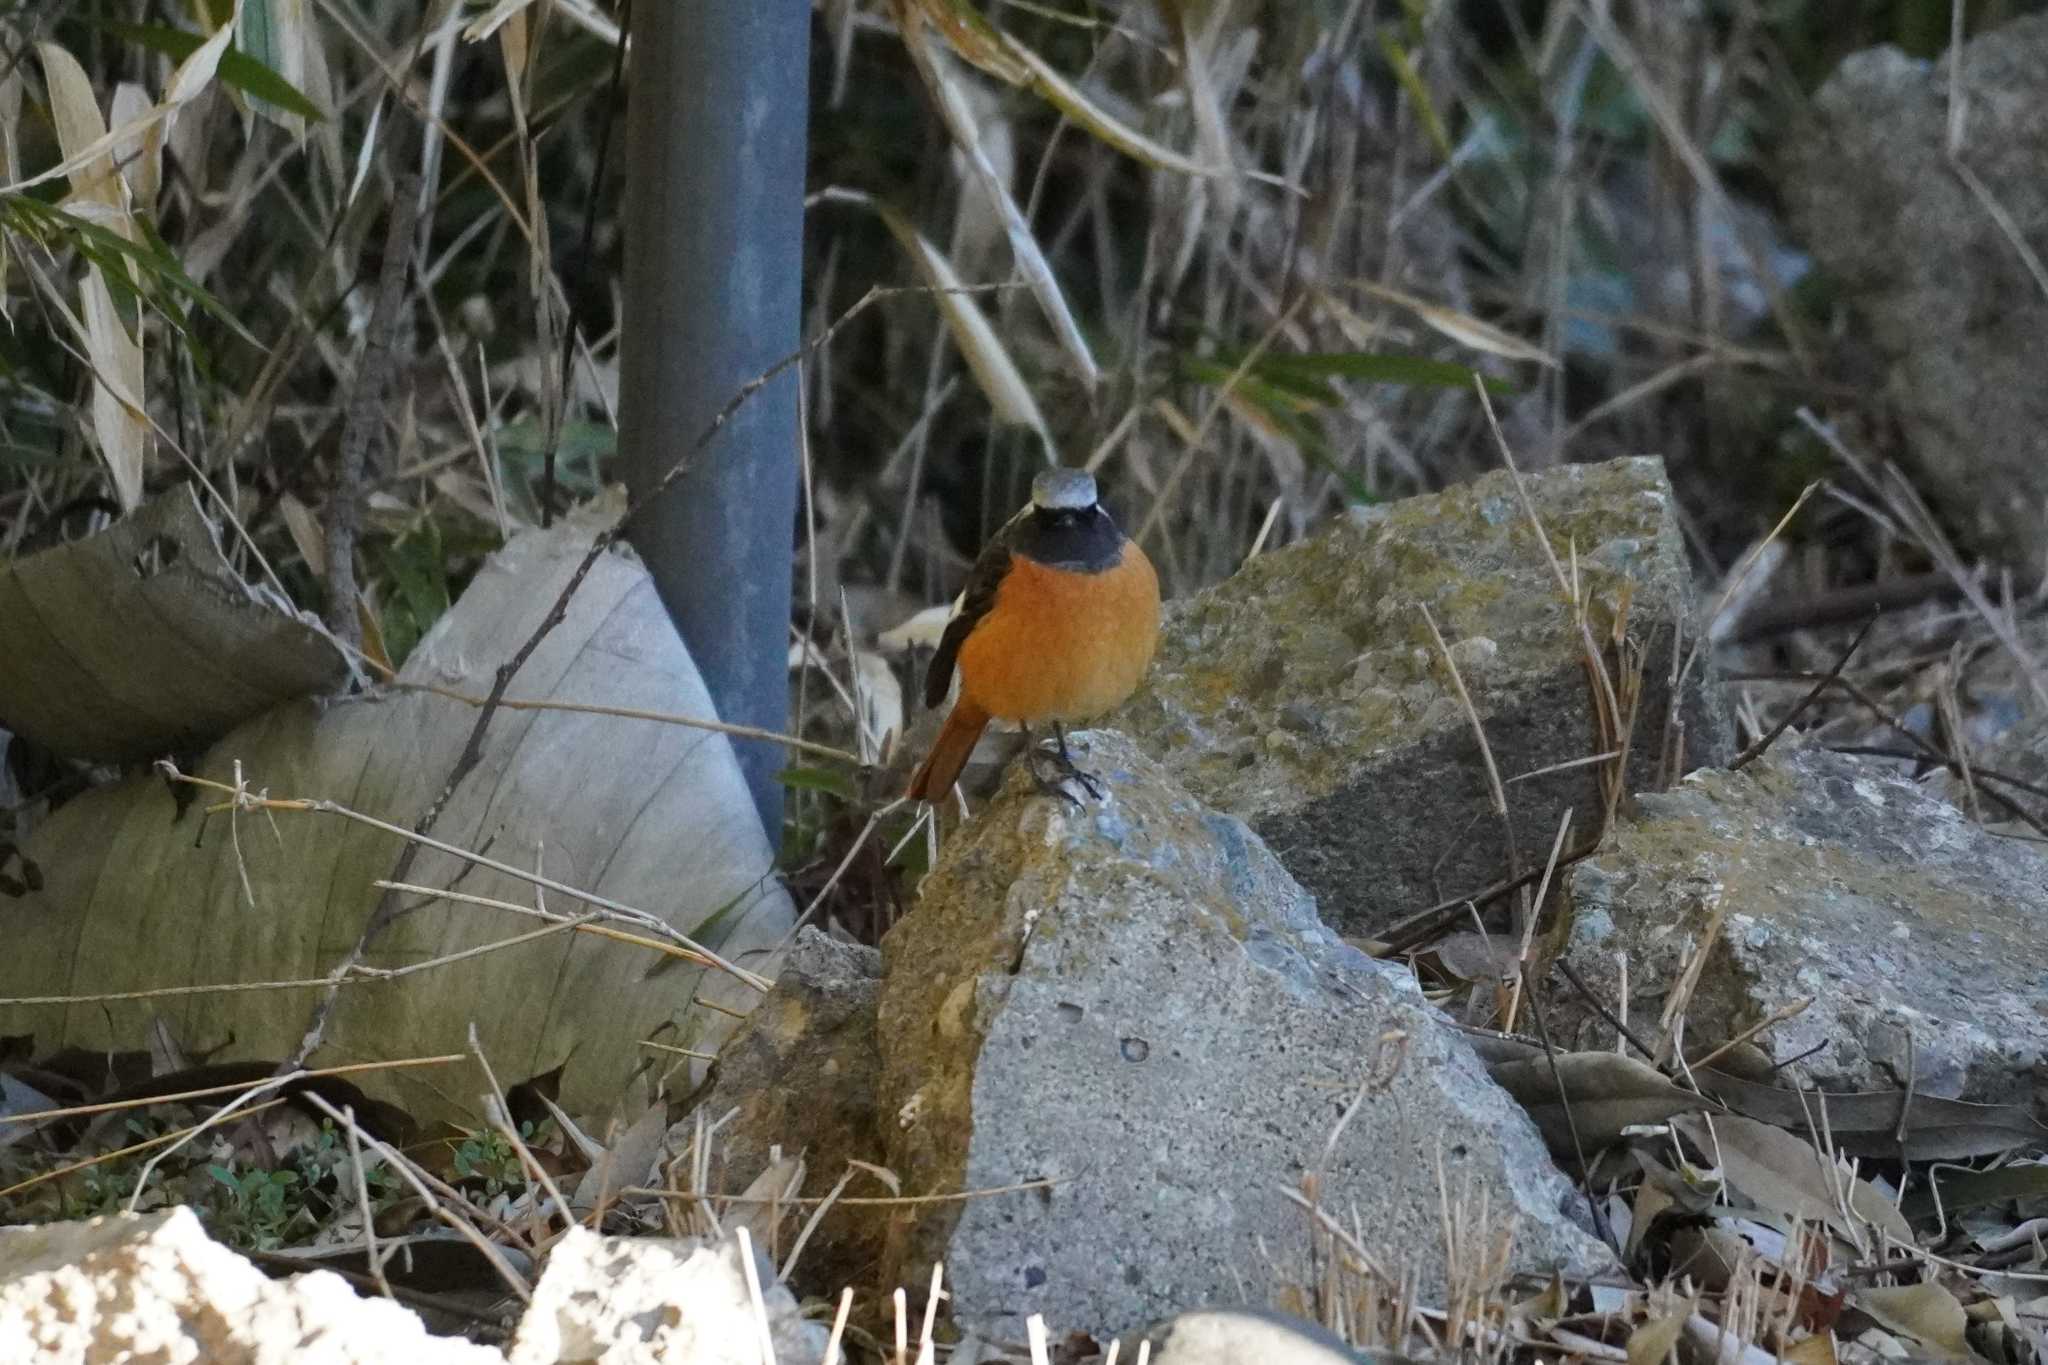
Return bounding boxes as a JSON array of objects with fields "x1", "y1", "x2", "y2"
[
  {"x1": 851, "y1": 649, "x2": 905, "y2": 761},
  {"x1": 1680, "y1": 1312, "x2": 1781, "y2": 1365},
  {"x1": 1672, "y1": 1113, "x2": 1915, "y2": 1247},
  {"x1": 878, "y1": 601, "x2": 955, "y2": 654},
  {"x1": 1780, "y1": 1331, "x2": 1837, "y2": 1365},
  {"x1": 1854, "y1": 1283, "x2": 1972, "y2": 1360},
  {"x1": 1902, "y1": 1161, "x2": 2048, "y2": 1224},
  {"x1": 0, "y1": 486, "x2": 345, "y2": 761},
  {"x1": 77, "y1": 265, "x2": 150, "y2": 512},
  {"x1": 1158, "y1": 0, "x2": 1236, "y2": 193},
  {"x1": 1352, "y1": 279, "x2": 1560, "y2": 368},
  {"x1": 897, "y1": 17, "x2": 1100, "y2": 391},
  {"x1": 568, "y1": 1099, "x2": 670, "y2": 1212},
  {"x1": 856, "y1": 192, "x2": 1052, "y2": 449},
  {"x1": 1003, "y1": 32, "x2": 1228, "y2": 180},
  {"x1": 277, "y1": 491, "x2": 327, "y2": 577},
  {"x1": 1489, "y1": 1051, "x2": 1722, "y2": 1153},
  {"x1": 38, "y1": 42, "x2": 122, "y2": 215},
  {"x1": 1666, "y1": 1224, "x2": 1748, "y2": 1293},
  {"x1": 1626, "y1": 1175, "x2": 1676, "y2": 1265},
  {"x1": 0, "y1": 54, "x2": 21, "y2": 183},
  {"x1": 1, "y1": 500, "x2": 793, "y2": 1126},
  {"x1": 1625, "y1": 1309, "x2": 1689, "y2": 1365},
  {"x1": 108, "y1": 82, "x2": 159, "y2": 212},
  {"x1": 1699, "y1": 1068, "x2": 2048, "y2": 1161},
  {"x1": 7, "y1": 19, "x2": 232, "y2": 197}
]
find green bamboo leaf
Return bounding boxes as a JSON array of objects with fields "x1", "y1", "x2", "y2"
[
  {"x1": 1377, "y1": 29, "x2": 1454, "y2": 166},
  {"x1": 102, "y1": 20, "x2": 325, "y2": 122},
  {"x1": 0, "y1": 197, "x2": 255, "y2": 351}
]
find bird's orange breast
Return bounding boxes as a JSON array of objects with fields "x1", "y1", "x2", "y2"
[{"x1": 956, "y1": 543, "x2": 1161, "y2": 724}]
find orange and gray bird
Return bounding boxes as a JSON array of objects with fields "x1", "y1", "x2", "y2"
[{"x1": 904, "y1": 467, "x2": 1161, "y2": 804}]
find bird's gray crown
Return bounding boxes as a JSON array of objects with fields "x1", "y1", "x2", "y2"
[{"x1": 1031, "y1": 467, "x2": 1097, "y2": 511}]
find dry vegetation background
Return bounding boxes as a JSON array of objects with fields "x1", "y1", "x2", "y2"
[
  {"x1": 1, "y1": 0, "x2": 2038, "y2": 788},
  {"x1": 5, "y1": 0, "x2": 2048, "y2": 1356}
]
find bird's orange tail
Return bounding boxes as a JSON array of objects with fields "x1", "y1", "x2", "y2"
[{"x1": 905, "y1": 698, "x2": 992, "y2": 803}]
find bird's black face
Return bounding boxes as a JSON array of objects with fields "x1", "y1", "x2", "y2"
[{"x1": 1021, "y1": 500, "x2": 1121, "y2": 571}]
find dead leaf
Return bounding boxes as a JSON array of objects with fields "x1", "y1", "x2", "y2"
[
  {"x1": 1, "y1": 498, "x2": 794, "y2": 1126},
  {"x1": 0, "y1": 485, "x2": 345, "y2": 761},
  {"x1": 854, "y1": 191, "x2": 1051, "y2": 447},
  {"x1": 1626, "y1": 1309, "x2": 1689, "y2": 1365},
  {"x1": 1351, "y1": 279, "x2": 1560, "y2": 368},
  {"x1": 896, "y1": 20, "x2": 1099, "y2": 392},
  {"x1": 1780, "y1": 1330, "x2": 1837, "y2": 1365},
  {"x1": 878, "y1": 601, "x2": 955, "y2": 655},
  {"x1": 1700, "y1": 1068, "x2": 2048, "y2": 1161},
  {"x1": 1855, "y1": 1282, "x2": 1972, "y2": 1360},
  {"x1": 1490, "y1": 1051, "x2": 1722, "y2": 1154},
  {"x1": 1672, "y1": 1113, "x2": 1915, "y2": 1247}
]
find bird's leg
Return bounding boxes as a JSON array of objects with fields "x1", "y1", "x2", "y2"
[
  {"x1": 1018, "y1": 724, "x2": 1085, "y2": 807},
  {"x1": 1042, "y1": 722, "x2": 1104, "y2": 800}
]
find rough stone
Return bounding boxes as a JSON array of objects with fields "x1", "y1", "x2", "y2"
[
  {"x1": 877, "y1": 730, "x2": 1615, "y2": 1344},
  {"x1": 0, "y1": 1206, "x2": 499, "y2": 1364},
  {"x1": 684, "y1": 927, "x2": 887, "y2": 1295},
  {"x1": 1781, "y1": 15, "x2": 2048, "y2": 561},
  {"x1": 1561, "y1": 740, "x2": 2048, "y2": 1102},
  {"x1": 1125, "y1": 1307, "x2": 1396, "y2": 1364},
  {"x1": 507, "y1": 1227, "x2": 824, "y2": 1365},
  {"x1": 1115, "y1": 456, "x2": 1730, "y2": 935}
]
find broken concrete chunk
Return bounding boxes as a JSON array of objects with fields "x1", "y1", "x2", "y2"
[
  {"x1": 1562, "y1": 741, "x2": 2048, "y2": 1104},
  {"x1": 0, "y1": 1206, "x2": 499, "y2": 1365},
  {"x1": 1117, "y1": 456, "x2": 1730, "y2": 935},
  {"x1": 1782, "y1": 14, "x2": 2048, "y2": 561},
  {"x1": 877, "y1": 730, "x2": 1615, "y2": 1344},
  {"x1": 681, "y1": 927, "x2": 886, "y2": 1295},
  {"x1": 507, "y1": 1226, "x2": 824, "y2": 1365}
]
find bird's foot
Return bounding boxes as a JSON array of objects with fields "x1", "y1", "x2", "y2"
[
  {"x1": 1027, "y1": 762, "x2": 1087, "y2": 809},
  {"x1": 1027, "y1": 731, "x2": 1104, "y2": 803}
]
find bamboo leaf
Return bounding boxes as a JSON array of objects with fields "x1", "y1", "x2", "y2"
[
  {"x1": 1352, "y1": 279, "x2": 1560, "y2": 367},
  {"x1": 103, "y1": 20, "x2": 326, "y2": 123},
  {"x1": 898, "y1": 19, "x2": 1101, "y2": 391},
  {"x1": 834, "y1": 188, "x2": 1053, "y2": 453}
]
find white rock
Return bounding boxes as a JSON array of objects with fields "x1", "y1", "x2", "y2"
[
  {"x1": 0, "y1": 1207, "x2": 499, "y2": 1365},
  {"x1": 508, "y1": 1227, "x2": 824, "y2": 1365}
]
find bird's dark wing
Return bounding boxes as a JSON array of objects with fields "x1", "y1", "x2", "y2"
[{"x1": 923, "y1": 506, "x2": 1029, "y2": 710}]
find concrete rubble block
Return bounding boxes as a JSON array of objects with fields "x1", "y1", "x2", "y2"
[
  {"x1": 1116, "y1": 455, "x2": 1730, "y2": 936},
  {"x1": 1563, "y1": 741, "x2": 2048, "y2": 1103},
  {"x1": 1781, "y1": 14, "x2": 2048, "y2": 561},
  {"x1": 877, "y1": 731, "x2": 1615, "y2": 1345},
  {"x1": 0, "y1": 1206, "x2": 500, "y2": 1365},
  {"x1": 681, "y1": 927, "x2": 887, "y2": 1295},
  {"x1": 507, "y1": 1226, "x2": 825, "y2": 1365}
]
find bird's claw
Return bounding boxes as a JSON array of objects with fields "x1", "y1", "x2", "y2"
[{"x1": 1027, "y1": 738, "x2": 1104, "y2": 804}]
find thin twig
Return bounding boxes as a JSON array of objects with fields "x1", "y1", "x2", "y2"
[
  {"x1": 300, "y1": 1091, "x2": 533, "y2": 1303},
  {"x1": 389, "y1": 681, "x2": 862, "y2": 765},
  {"x1": 326, "y1": 168, "x2": 421, "y2": 646},
  {"x1": 280, "y1": 285, "x2": 892, "y2": 1072},
  {"x1": 469, "y1": 1024, "x2": 570, "y2": 1236},
  {"x1": 1687, "y1": 997, "x2": 1813, "y2": 1073},
  {"x1": 159, "y1": 764, "x2": 768, "y2": 990},
  {"x1": 1375, "y1": 837, "x2": 1605, "y2": 957},
  {"x1": 5, "y1": 1055, "x2": 464, "y2": 1127},
  {"x1": 1728, "y1": 611, "x2": 1879, "y2": 771},
  {"x1": 624, "y1": 1175, "x2": 1064, "y2": 1206}
]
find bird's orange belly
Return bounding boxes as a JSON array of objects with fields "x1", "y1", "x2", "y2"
[{"x1": 957, "y1": 549, "x2": 1161, "y2": 724}]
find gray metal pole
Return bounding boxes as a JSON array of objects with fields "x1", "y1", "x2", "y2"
[{"x1": 619, "y1": 0, "x2": 810, "y2": 847}]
